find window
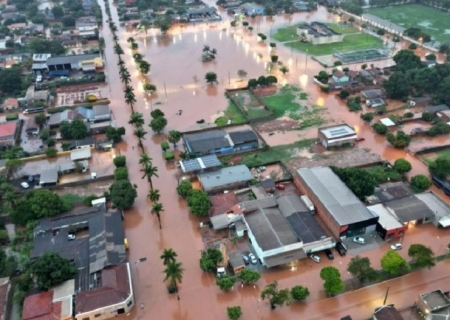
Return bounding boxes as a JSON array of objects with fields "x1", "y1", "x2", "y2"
[
  {"x1": 117, "y1": 308, "x2": 125, "y2": 314},
  {"x1": 126, "y1": 300, "x2": 133, "y2": 307},
  {"x1": 94, "y1": 314, "x2": 101, "y2": 318}
]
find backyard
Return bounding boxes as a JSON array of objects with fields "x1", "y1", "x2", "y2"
[
  {"x1": 366, "y1": 4, "x2": 450, "y2": 42},
  {"x1": 215, "y1": 103, "x2": 247, "y2": 126},
  {"x1": 273, "y1": 25, "x2": 384, "y2": 56},
  {"x1": 420, "y1": 148, "x2": 450, "y2": 165}
]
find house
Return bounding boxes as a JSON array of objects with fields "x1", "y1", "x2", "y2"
[
  {"x1": 0, "y1": 121, "x2": 20, "y2": 146},
  {"x1": 318, "y1": 124, "x2": 357, "y2": 149},
  {"x1": 228, "y1": 251, "x2": 245, "y2": 273},
  {"x1": 7, "y1": 23, "x2": 26, "y2": 31},
  {"x1": 297, "y1": 22, "x2": 344, "y2": 45},
  {"x1": 240, "y1": 2, "x2": 265, "y2": 15},
  {"x1": 76, "y1": 17, "x2": 98, "y2": 28},
  {"x1": 373, "y1": 305, "x2": 403, "y2": 320},
  {"x1": 96, "y1": 139, "x2": 114, "y2": 151},
  {"x1": 48, "y1": 107, "x2": 94, "y2": 128},
  {"x1": 359, "y1": 70, "x2": 375, "y2": 81},
  {"x1": 379, "y1": 118, "x2": 396, "y2": 127},
  {"x1": 0, "y1": 277, "x2": 11, "y2": 320},
  {"x1": 22, "y1": 280, "x2": 74, "y2": 320},
  {"x1": 46, "y1": 54, "x2": 103, "y2": 72},
  {"x1": 179, "y1": 154, "x2": 222, "y2": 174},
  {"x1": 294, "y1": 167, "x2": 379, "y2": 239},
  {"x1": 92, "y1": 105, "x2": 111, "y2": 122},
  {"x1": 409, "y1": 97, "x2": 432, "y2": 107},
  {"x1": 366, "y1": 98, "x2": 386, "y2": 108},
  {"x1": 89, "y1": 122, "x2": 111, "y2": 134},
  {"x1": 416, "y1": 289, "x2": 450, "y2": 319},
  {"x1": 1, "y1": 98, "x2": 18, "y2": 111},
  {"x1": 384, "y1": 196, "x2": 434, "y2": 226},
  {"x1": 426, "y1": 104, "x2": 449, "y2": 114},
  {"x1": 228, "y1": 130, "x2": 258, "y2": 151},
  {"x1": 415, "y1": 192, "x2": 450, "y2": 228},
  {"x1": 39, "y1": 166, "x2": 59, "y2": 186},
  {"x1": 58, "y1": 160, "x2": 89, "y2": 174},
  {"x1": 198, "y1": 165, "x2": 253, "y2": 193},
  {"x1": 346, "y1": 70, "x2": 359, "y2": 80},
  {"x1": 71, "y1": 148, "x2": 92, "y2": 161},
  {"x1": 209, "y1": 192, "x2": 238, "y2": 216},
  {"x1": 361, "y1": 89, "x2": 385, "y2": 100},
  {"x1": 69, "y1": 137, "x2": 96, "y2": 150},
  {"x1": 75, "y1": 263, "x2": 134, "y2": 320},
  {"x1": 25, "y1": 117, "x2": 39, "y2": 136},
  {"x1": 368, "y1": 204, "x2": 407, "y2": 240},
  {"x1": 332, "y1": 70, "x2": 349, "y2": 83}
]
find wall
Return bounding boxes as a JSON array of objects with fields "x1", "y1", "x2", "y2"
[
  {"x1": 75, "y1": 295, "x2": 134, "y2": 320},
  {"x1": 310, "y1": 34, "x2": 344, "y2": 45}
]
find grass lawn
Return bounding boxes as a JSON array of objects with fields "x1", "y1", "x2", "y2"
[
  {"x1": 366, "y1": 4, "x2": 450, "y2": 42},
  {"x1": 215, "y1": 103, "x2": 247, "y2": 126},
  {"x1": 273, "y1": 23, "x2": 358, "y2": 43},
  {"x1": 261, "y1": 85, "x2": 304, "y2": 118},
  {"x1": 220, "y1": 138, "x2": 315, "y2": 167},
  {"x1": 324, "y1": 23, "x2": 359, "y2": 35},
  {"x1": 422, "y1": 148, "x2": 450, "y2": 165}
]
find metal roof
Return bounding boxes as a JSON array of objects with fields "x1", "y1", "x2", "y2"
[
  {"x1": 320, "y1": 124, "x2": 355, "y2": 139},
  {"x1": 229, "y1": 130, "x2": 258, "y2": 145},
  {"x1": 183, "y1": 130, "x2": 233, "y2": 153},
  {"x1": 228, "y1": 251, "x2": 245, "y2": 270},
  {"x1": 362, "y1": 14, "x2": 406, "y2": 35},
  {"x1": 385, "y1": 196, "x2": 434, "y2": 223},
  {"x1": 46, "y1": 54, "x2": 100, "y2": 66},
  {"x1": 71, "y1": 148, "x2": 91, "y2": 161},
  {"x1": 39, "y1": 166, "x2": 58, "y2": 185},
  {"x1": 415, "y1": 192, "x2": 450, "y2": 220},
  {"x1": 198, "y1": 165, "x2": 253, "y2": 191},
  {"x1": 180, "y1": 155, "x2": 221, "y2": 173},
  {"x1": 296, "y1": 167, "x2": 376, "y2": 226},
  {"x1": 367, "y1": 204, "x2": 403, "y2": 230}
]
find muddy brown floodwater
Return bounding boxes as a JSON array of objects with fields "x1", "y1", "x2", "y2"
[{"x1": 97, "y1": 1, "x2": 450, "y2": 319}]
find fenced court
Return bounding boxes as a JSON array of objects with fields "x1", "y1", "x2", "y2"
[
  {"x1": 333, "y1": 47, "x2": 391, "y2": 64},
  {"x1": 226, "y1": 90, "x2": 274, "y2": 121}
]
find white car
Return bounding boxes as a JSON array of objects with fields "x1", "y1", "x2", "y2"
[
  {"x1": 68, "y1": 234, "x2": 76, "y2": 241},
  {"x1": 353, "y1": 237, "x2": 365, "y2": 245},
  {"x1": 309, "y1": 254, "x2": 321, "y2": 263},
  {"x1": 20, "y1": 182, "x2": 29, "y2": 189},
  {"x1": 36, "y1": 75, "x2": 42, "y2": 82},
  {"x1": 391, "y1": 243, "x2": 402, "y2": 251},
  {"x1": 248, "y1": 253, "x2": 257, "y2": 264}
]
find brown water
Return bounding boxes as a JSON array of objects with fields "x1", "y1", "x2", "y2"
[{"x1": 98, "y1": 1, "x2": 450, "y2": 319}]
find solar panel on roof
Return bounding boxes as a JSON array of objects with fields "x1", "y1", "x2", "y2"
[
  {"x1": 202, "y1": 155, "x2": 221, "y2": 168},
  {"x1": 329, "y1": 128, "x2": 349, "y2": 136}
]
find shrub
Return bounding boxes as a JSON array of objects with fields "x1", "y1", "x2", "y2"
[
  {"x1": 114, "y1": 167, "x2": 128, "y2": 180},
  {"x1": 113, "y1": 155, "x2": 126, "y2": 167},
  {"x1": 425, "y1": 53, "x2": 436, "y2": 61},
  {"x1": 338, "y1": 89, "x2": 350, "y2": 99},
  {"x1": 333, "y1": 60, "x2": 342, "y2": 66},
  {"x1": 377, "y1": 29, "x2": 385, "y2": 35},
  {"x1": 46, "y1": 148, "x2": 58, "y2": 157},
  {"x1": 409, "y1": 43, "x2": 417, "y2": 50},
  {"x1": 47, "y1": 138, "x2": 55, "y2": 147},
  {"x1": 373, "y1": 123, "x2": 388, "y2": 135},
  {"x1": 427, "y1": 122, "x2": 450, "y2": 137},
  {"x1": 163, "y1": 151, "x2": 175, "y2": 161},
  {"x1": 360, "y1": 113, "x2": 374, "y2": 123},
  {"x1": 6, "y1": 114, "x2": 18, "y2": 121},
  {"x1": 403, "y1": 112, "x2": 414, "y2": 118},
  {"x1": 394, "y1": 158, "x2": 412, "y2": 173},
  {"x1": 347, "y1": 97, "x2": 362, "y2": 112},
  {"x1": 421, "y1": 112, "x2": 433, "y2": 121},
  {"x1": 86, "y1": 94, "x2": 97, "y2": 102},
  {"x1": 161, "y1": 141, "x2": 170, "y2": 151},
  {"x1": 387, "y1": 131, "x2": 411, "y2": 149},
  {"x1": 411, "y1": 174, "x2": 431, "y2": 191}
]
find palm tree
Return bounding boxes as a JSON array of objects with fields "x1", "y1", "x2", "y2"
[
  {"x1": 114, "y1": 43, "x2": 124, "y2": 55},
  {"x1": 151, "y1": 202, "x2": 164, "y2": 229},
  {"x1": 141, "y1": 163, "x2": 158, "y2": 189},
  {"x1": 148, "y1": 189, "x2": 160, "y2": 202},
  {"x1": 167, "y1": 130, "x2": 182, "y2": 148},
  {"x1": 163, "y1": 260, "x2": 184, "y2": 292},
  {"x1": 113, "y1": 34, "x2": 118, "y2": 42},
  {"x1": 139, "y1": 153, "x2": 152, "y2": 167},
  {"x1": 129, "y1": 112, "x2": 145, "y2": 127},
  {"x1": 134, "y1": 126, "x2": 147, "y2": 149},
  {"x1": 117, "y1": 58, "x2": 125, "y2": 68},
  {"x1": 160, "y1": 248, "x2": 178, "y2": 265},
  {"x1": 205, "y1": 72, "x2": 218, "y2": 85},
  {"x1": 124, "y1": 85, "x2": 136, "y2": 111},
  {"x1": 127, "y1": 37, "x2": 135, "y2": 43}
]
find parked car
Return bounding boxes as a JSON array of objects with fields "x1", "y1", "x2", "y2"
[
  {"x1": 353, "y1": 237, "x2": 365, "y2": 245},
  {"x1": 325, "y1": 249, "x2": 334, "y2": 260},
  {"x1": 309, "y1": 254, "x2": 321, "y2": 263},
  {"x1": 36, "y1": 75, "x2": 42, "y2": 82},
  {"x1": 249, "y1": 253, "x2": 257, "y2": 264},
  {"x1": 242, "y1": 254, "x2": 250, "y2": 265},
  {"x1": 390, "y1": 243, "x2": 402, "y2": 251},
  {"x1": 336, "y1": 242, "x2": 347, "y2": 256},
  {"x1": 217, "y1": 267, "x2": 226, "y2": 277},
  {"x1": 20, "y1": 182, "x2": 29, "y2": 189},
  {"x1": 68, "y1": 234, "x2": 76, "y2": 241}
]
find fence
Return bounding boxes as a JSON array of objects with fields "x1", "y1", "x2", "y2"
[
  {"x1": 413, "y1": 144, "x2": 450, "y2": 155},
  {"x1": 225, "y1": 88, "x2": 276, "y2": 124},
  {"x1": 47, "y1": 174, "x2": 114, "y2": 190}
]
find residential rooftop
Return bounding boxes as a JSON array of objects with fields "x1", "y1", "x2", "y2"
[
  {"x1": 319, "y1": 124, "x2": 356, "y2": 139},
  {"x1": 198, "y1": 165, "x2": 253, "y2": 191},
  {"x1": 385, "y1": 196, "x2": 434, "y2": 223},
  {"x1": 0, "y1": 121, "x2": 18, "y2": 137},
  {"x1": 367, "y1": 204, "x2": 403, "y2": 230}
]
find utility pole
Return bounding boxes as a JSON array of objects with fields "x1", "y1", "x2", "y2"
[{"x1": 383, "y1": 286, "x2": 390, "y2": 305}]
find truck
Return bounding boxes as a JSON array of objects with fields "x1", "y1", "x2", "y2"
[
  {"x1": 48, "y1": 70, "x2": 70, "y2": 77},
  {"x1": 301, "y1": 195, "x2": 315, "y2": 213}
]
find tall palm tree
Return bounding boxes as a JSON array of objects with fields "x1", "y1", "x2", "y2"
[
  {"x1": 113, "y1": 34, "x2": 118, "y2": 42},
  {"x1": 114, "y1": 43, "x2": 124, "y2": 55},
  {"x1": 160, "y1": 248, "x2": 178, "y2": 265},
  {"x1": 134, "y1": 126, "x2": 147, "y2": 149},
  {"x1": 151, "y1": 202, "x2": 164, "y2": 229},
  {"x1": 139, "y1": 153, "x2": 152, "y2": 167},
  {"x1": 129, "y1": 112, "x2": 145, "y2": 127},
  {"x1": 124, "y1": 85, "x2": 136, "y2": 111},
  {"x1": 163, "y1": 260, "x2": 184, "y2": 292},
  {"x1": 141, "y1": 163, "x2": 158, "y2": 189},
  {"x1": 148, "y1": 189, "x2": 160, "y2": 202},
  {"x1": 117, "y1": 58, "x2": 125, "y2": 68}
]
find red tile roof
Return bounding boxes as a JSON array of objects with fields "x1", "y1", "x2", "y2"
[
  {"x1": 0, "y1": 121, "x2": 18, "y2": 138},
  {"x1": 2, "y1": 98, "x2": 19, "y2": 108},
  {"x1": 22, "y1": 291, "x2": 62, "y2": 320},
  {"x1": 75, "y1": 264, "x2": 131, "y2": 314},
  {"x1": 209, "y1": 193, "x2": 238, "y2": 216}
]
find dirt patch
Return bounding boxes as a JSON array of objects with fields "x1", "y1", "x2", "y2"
[
  {"x1": 252, "y1": 85, "x2": 277, "y2": 97},
  {"x1": 256, "y1": 118, "x2": 299, "y2": 133},
  {"x1": 287, "y1": 147, "x2": 382, "y2": 171},
  {"x1": 53, "y1": 179, "x2": 114, "y2": 197}
]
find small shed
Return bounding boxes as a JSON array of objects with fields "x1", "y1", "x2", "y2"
[
  {"x1": 228, "y1": 251, "x2": 245, "y2": 274},
  {"x1": 70, "y1": 148, "x2": 91, "y2": 161},
  {"x1": 379, "y1": 118, "x2": 396, "y2": 127},
  {"x1": 39, "y1": 166, "x2": 59, "y2": 186}
]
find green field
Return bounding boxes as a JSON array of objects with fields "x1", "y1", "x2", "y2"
[
  {"x1": 273, "y1": 27, "x2": 383, "y2": 56},
  {"x1": 367, "y1": 4, "x2": 450, "y2": 42},
  {"x1": 273, "y1": 23, "x2": 358, "y2": 42}
]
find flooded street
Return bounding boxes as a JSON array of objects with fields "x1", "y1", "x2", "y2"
[{"x1": 98, "y1": 1, "x2": 450, "y2": 319}]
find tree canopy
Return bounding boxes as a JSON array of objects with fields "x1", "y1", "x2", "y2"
[
  {"x1": 347, "y1": 255, "x2": 378, "y2": 283},
  {"x1": 27, "y1": 39, "x2": 66, "y2": 55},
  {"x1": 386, "y1": 131, "x2": 411, "y2": 149},
  {"x1": 199, "y1": 248, "x2": 223, "y2": 272},
  {"x1": 110, "y1": 180, "x2": 137, "y2": 210},
  {"x1": 429, "y1": 157, "x2": 450, "y2": 179},
  {"x1": 70, "y1": 119, "x2": 88, "y2": 140},
  {"x1": 238, "y1": 269, "x2": 261, "y2": 285},
  {"x1": 411, "y1": 174, "x2": 431, "y2": 191},
  {"x1": 149, "y1": 116, "x2": 167, "y2": 133},
  {"x1": 290, "y1": 285, "x2": 309, "y2": 301},
  {"x1": 331, "y1": 166, "x2": 377, "y2": 201},
  {"x1": 187, "y1": 189, "x2": 210, "y2": 216},
  {"x1": 394, "y1": 158, "x2": 412, "y2": 174},
  {"x1": 176, "y1": 181, "x2": 193, "y2": 198},
  {"x1": 0, "y1": 68, "x2": 23, "y2": 95},
  {"x1": 227, "y1": 306, "x2": 242, "y2": 320},
  {"x1": 408, "y1": 244, "x2": 435, "y2": 269},
  {"x1": 216, "y1": 275, "x2": 235, "y2": 291},
  {"x1": 260, "y1": 281, "x2": 292, "y2": 309},
  {"x1": 320, "y1": 266, "x2": 344, "y2": 296},
  {"x1": 32, "y1": 252, "x2": 76, "y2": 290},
  {"x1": 381, "y1": 251, "x2": 410, "y2": 275}
]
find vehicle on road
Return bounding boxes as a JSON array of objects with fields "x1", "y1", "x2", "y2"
[
  {"x1": 353, "y1": 237, "x2": 365, "y2": 245},
  {"x1": 390, "y1": 243, "x2": 402, "y2": 251},
  {"x1": 20, "y1": 182, "x2": 29, "y2": 189},
  {"x1": 325, "y1": 249, "x2": 334, "y2": 260},
  {"x1": 242, "y1": 254, "x2": 250, "y2": 265},
  {"x1": 309, "y1": 254, "x2": 320, "y2": 263},
  {"x1": 68, "y1": 234, "x2": 76, "y2": 241},
  {"x1": 249, "y1": 253, "x2": 257, "y2": 264},
  {"x1": 336, "y1": 242, "x2": 347, "y2": 256}
]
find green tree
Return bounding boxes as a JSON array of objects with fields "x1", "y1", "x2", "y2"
[
  {"x1": 331, "y1": 167, "x2": 377, "y2": 201},
  {"x1": 373, "y1": 123, "x2": 388, "y2": 135},
  {"x1": 360, "y1": 113, "x2": 374, "y2": 123},
  {"x1": 248, "y1": 78, "x2": 258, "y2": 88},
  {"x1": 5, "y1": 159, "x2": 23, "y2": 178},
  {"x1": 144, "y1": 83, "x2": 157, "y2": 93},
  {"x1": 238, "y1": 269, "x2": 261, "y2": 285},
  {"x1": 32, "y1": 252, "x2": 76, "y2": 290},
  {"x1": 151, "y1": 202, "x2": 164, "y2": 229},
  {"x1": 381, "y1": 251, "x2": 410, "y2": 275},
  {"x1": 237, "y1": 69, "x2": 247, "y2": 80},
  {"x1": 386, "y1": 131, "x2": 411, "y2": 149},
  {"x1": 320, "y1": 266, "x2": 344, "y2": 296},
  {"x1": 177, "y1": 181, "x2": 193, "y2": 198},
  {"x1": 167, "y1": 130, "x2": 182, "y2": 147},
  {"x1": 46, "y1": 147, "x2": 58, "y2": 157},
  {"x1": 200, "y1": 248, "x2": 223, "y2": 272},
  {"x1": 124, "y1": 85, "x2": 136, "y2": 111},
  {"x1": 383, "y1": 72, "x2": 411, "y2": 99},
  {"x1": 270, "y1": 55, "x2": 278, "y2": 63},
  {"x1": 394, "y1": 158, "x2": 412, "y2": 173},
  {"x1": 141, "y1": 163, "x2": 158, "y2": 190},
  {"x1": 163, "y1": 260, "x2": 184, "y2": 292},
  {"x1": 139, "y1": 153, "x2": 152, "y2": 168},
  {"x1": 347, "y1": 255, "x2": 378, "y2": 283},
  {"x1": 428, "y1": 122, "x2": 450, "y2": 137},
  {"x1": 316, "y1": 71, "x2": 329, "y2": 84},
  {"x1": 149, "y1": 117, "x2": 168, "y2": 134},
  {"x1": 429, "y1": 157, "x2": 450, "y2": 179},
  {"x1": 0, "y1": 248, "x2": 16, "y2": 277},
  {"x1": 154, "y1": 15, "x2": 172, "y2": 34},
  {"x1": 408, "y1": 244, "x2": 435, "y2": 269},
  {"x1": 51, "y1": 5, "x2": 64, "y2": 18},
  {"x1": 216, "y1": 275, "x2": 235, "y2": 291},
  {"x1": 290, "y1": 285, "x2": 310, "y2": 302},
  {"x1": 110, "y1": 180, "x2": 137, "y2": 210},
  {"x1": 279, "y1": 66, "x2": 289, "y2": 74},
  {"x1": 114, "y1": 168, "x2": 128, "y2": 180},
  {"x1": 160, "y1": 248, "x2": 178, "y2": 265},
  {"x1": 35, "y1": 113, "x2": 47, "y2": 127},
  {"x1": 70, "y1": 119, "x2": 88, "y2": 139},
  {"x1": 0, "y1": 68, "x2": 22, "y2": 95},
  {"x1": 205, "y1": 72, "x2": 218, "y2": 85},
  {"x1": 62, "y1": 16, "x2": 75, "y2": 27},
  {"x1": 187, "y1": 190, "x2": 210, "y2": 216},
  {"x1": 260, "y1": 281, "x2": 292, "y2": 310},
  {"x1": 411, "y1": 174, "x2": 432, "y2": 191},
  {"x1": 138, "y1": 60, "x2": 151, "y2": 74},
  {"x1": 129, "y1": 112, "x2": 145, "y2": 127},
  {"x1": 150, "y1": 109, "x2": 165, "y2": 119},
  {"x1": 161, "y1": 141, "x2": 170, "y2": 151},
  {"x1": 227, "y1": 306, "x2": 242, "y2": 320},
  {"x1": 60, "y1": 121, "x2": 72, "y2": 139},
  {"x1": 393, "y1": 49, "x2": 423, "y2": 73},
  {"x1": 140, "y1": 18, "x2": 151, "y2": 34},
  {"x1": 106, "y1": 127, "x2": 126, "y2": 143},
  {"x1": 113, "y1": 155, "x2": 126, "y2": 168},
  {"x1": 134, "y1": 126, "x2": 147, "y2": 149},
  {"x1": 148, "y1": 189, "x2": 160, "y2": 202}
]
